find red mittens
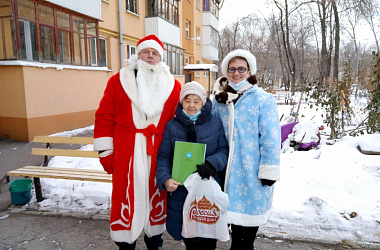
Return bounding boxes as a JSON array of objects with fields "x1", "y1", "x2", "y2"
[{"x1": 99, "y1": 154, "x2": 114, "y2": 174}]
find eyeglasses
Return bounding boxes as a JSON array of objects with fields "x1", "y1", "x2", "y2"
[{"x1": 227, "y1": 67, "x2": 249, "y2": 73}]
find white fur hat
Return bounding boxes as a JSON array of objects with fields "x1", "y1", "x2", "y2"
[
  {"x1": 180, "y1": 81, "x2": 207, "y2": 106},
  {"x1": 221, "y1": 49, "x2": 257, "y2": 76}
]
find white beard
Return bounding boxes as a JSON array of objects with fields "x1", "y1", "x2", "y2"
[{"x1": 136, "y1": 59, "x2": 171, "y2": 118}]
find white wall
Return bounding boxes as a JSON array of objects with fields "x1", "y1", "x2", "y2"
[
  {"x1": 145, "y1": 17, "x2": 181, "y2": 47},
  {"x1": 45, "y1": 0, "x2": 101, "y2": 19},
  {"x1": 202, "y1": 12, "x2": 218, "y2": 30}
]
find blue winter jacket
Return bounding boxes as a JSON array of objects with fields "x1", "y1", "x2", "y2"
[{"x1": 156, "y1": 98, "x2": 229, "y2": 240}]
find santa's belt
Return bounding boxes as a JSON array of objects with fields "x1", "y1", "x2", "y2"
[{"x1": 119, "y1": 124, "x2": 163, "y2": 156}]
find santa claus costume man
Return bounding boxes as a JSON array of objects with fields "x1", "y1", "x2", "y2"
[{"x1": 93, "y1": 34, "x2": 181, "y2": 250}]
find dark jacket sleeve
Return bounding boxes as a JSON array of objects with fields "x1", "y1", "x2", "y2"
[
  {"x1": 204, "y1": 118, "x2": 229, "y2": 172},
  {"x1": 156, "y1": 120, "x2": 175, "y2": 191}
]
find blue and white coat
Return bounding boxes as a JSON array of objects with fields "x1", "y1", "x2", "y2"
[{"x1": 212, "y1": 79, "x2": 281, "y2": 227}]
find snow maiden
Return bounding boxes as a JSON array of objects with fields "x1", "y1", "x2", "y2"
[{"x1": 212, "y1": 49, "x2": 281, "y2": 250}]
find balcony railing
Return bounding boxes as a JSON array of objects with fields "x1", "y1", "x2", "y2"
[{"x1": 147, "y1": 0, "x2": 178, "y2": 26}]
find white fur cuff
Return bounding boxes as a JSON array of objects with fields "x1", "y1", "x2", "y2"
[
  {"x1": 93, "y1": 137, "x2": 113, "y2": 151},
  {"x1": 258, "y1": 164, "x2": 280, "y2": 181},
  {"x1": 98, "y1": 149, "x2": 113, "y2": 158}
]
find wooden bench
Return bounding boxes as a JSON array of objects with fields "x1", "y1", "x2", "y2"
[{"x1": 7, "y1": 136, "x2": 111, "y2": 202}]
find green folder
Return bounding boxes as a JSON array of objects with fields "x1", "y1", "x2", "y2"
[{"x1": 172, "y1": 141, "x2": 206, "y2": 184}]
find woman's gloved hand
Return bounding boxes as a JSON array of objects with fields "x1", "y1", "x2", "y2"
[
  {"x1": 261, "y1": 179, "x2": 276, "y2": 186},
  {"x1": 196, "y1": 161, "x2": 216, "y2": 179}
]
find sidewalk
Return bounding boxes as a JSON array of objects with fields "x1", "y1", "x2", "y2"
[
  {"x1": 0, "y1": 134, "x2": 365, "y2": 249},
  {"x1": 0, "y1": 212, "x2": 346, "y2": 250}
]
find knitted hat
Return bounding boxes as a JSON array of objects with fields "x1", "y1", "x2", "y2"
[
  {"x1": 180, "y1": 81, "x2": 207, "y2": 105},
  {"x1": 136, "y1": 34, "x2": 164, "y2": 61},
  {"x1": 221, "y1": 49, "x2": 257, "y2": 76}
]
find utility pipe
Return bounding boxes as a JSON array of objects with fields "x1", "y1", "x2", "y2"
[{"x1": 118, "y1": 0, "x2": 124, "y2": 69}]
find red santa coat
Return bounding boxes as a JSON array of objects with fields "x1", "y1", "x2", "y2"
[{"x1": 94, "y1": 65, "x2": 181, "y2": 243}]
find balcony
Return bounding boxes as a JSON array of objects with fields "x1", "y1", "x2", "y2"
[
  {"x1": 202, "y1": 12, "x2": 219, "y2": 30},
  {"x1": 45, "y1": 0, "x2": 101, "y2": 19},
  {"x1": 145, "y1": 17, "x2": 180, "y2": 47},
  {"x1": 146, "y1": 0, "x2": 179, "y2": 26}
]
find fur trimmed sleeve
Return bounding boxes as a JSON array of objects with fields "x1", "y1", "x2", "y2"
[
  {"x1": 257, "y1": 93, "x2": 281, "y2": 181},
  {"x1": 93, "y1": 74, "x2": 118, "y2": 152}
]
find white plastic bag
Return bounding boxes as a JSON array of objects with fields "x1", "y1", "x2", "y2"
[{"x1": 182, "y1": 173, "x2": 230, "y2": 241}]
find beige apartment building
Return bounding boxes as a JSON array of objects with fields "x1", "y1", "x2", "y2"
[{"x1": 0, "y1": 0, "x2": 220, "y2": 141}]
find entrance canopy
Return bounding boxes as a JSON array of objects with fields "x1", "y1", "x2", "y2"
[
  {"x1": 184, "y1": 64, "x2": 218, "y2": 72},
  {"x1": 184, "y1": 64, "x2": 218, "y2": 96}
]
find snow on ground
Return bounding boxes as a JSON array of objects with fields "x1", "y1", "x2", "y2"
[
  {"x1": 20, "y1": 98, "x2": 380, "y2": 245},
  {"x1": 263, "y1": 134, "x2": 380, "y2": 244}
]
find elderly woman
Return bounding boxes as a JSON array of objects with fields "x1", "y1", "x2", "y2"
[
  {"x1": 212, "y1": 49, "x2": 281, "y2": 250},
  {"x1": 156, "y1": 81, "x2": 229, "y2": 250}
]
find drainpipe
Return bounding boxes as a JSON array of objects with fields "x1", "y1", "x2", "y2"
[{"x1": 118, "y1": 0, "x2": 124, "y2": 69}]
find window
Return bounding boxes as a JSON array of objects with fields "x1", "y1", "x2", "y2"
[
  {"x1": 203, "y1": 0, "x2": 219, "y2": 18},
  {"x1": 210, "y1": 27, "x2": 218, "y2": 47},
  {"x1": 99, "y1": 38, "x2": 107, "y2": 67},
  {"x1": 195, "y1": 27, "x2": 200, "y2": 44},
  {"x1": 57, "y1": 11, "x2": 71, "y2": 64},
  {"x1": 87, "y1": 37, "x2": 97, "y2": 66},
  {"x1": 127, "y1": 45, "x2": 136, "y2": 59},
  {"x1": 176, "y1": 53, "x2": 182, "y2": 75},
  {"x1": 19, "y1": 20, "x2": 38, "y2": 60},
  {"x1": 127, "y1": 0, "x2": 137, "y2": 14},
  {"x1": 0, "y1": 16, "x2": 15, "y2": 59},
  {"x1": 58, "y1": 30, "x2": 71, "y2": 64},
  {"x1": 18, "y1": 0, "x2": 38, "y2": 61},
  {"x1": 73, "y1": 16, "x2": 85, "y2": 65},
  {"x1": 186, "y1": 21, "x2": 190, "y2": 39},
  {"x1": 2, "y1": 0, "x2": 103, "y2": 66},
  {"x1": 40, "y1": 25, "x2": 56, "y2": 62},
  {"x1": 196, "y1": 0, "x2": 200, "y2": 9},
  {"x1": 185, "y1": 57, "x2": 189, "y2": 65},
  {"x1": 163, "y1": 43, "x2": 183, "y2": 75},
  {"x1": 203, "y1": 0, "x2": 209, "y2": 10},
  {"x1": 87, "y1": 20, "x2": 98, "y2": 65},
  {"x1": 38, "y1": 5, "x2": 55, "y2": 62}
]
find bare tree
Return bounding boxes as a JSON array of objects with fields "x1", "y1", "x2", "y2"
[
  {"x1": 332, "y1": 0, "x2": 340, "y2": 81},
  {"x1": 358, "y1": 0, "x2": 380, "y2": 53},
  {"x1": 273, "y1": 0, "x2": 297, "y2": 93}
]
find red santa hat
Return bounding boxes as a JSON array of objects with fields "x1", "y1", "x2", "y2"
[{"x1": 136, "y1": 34, "x2": 164, "y2": 61}]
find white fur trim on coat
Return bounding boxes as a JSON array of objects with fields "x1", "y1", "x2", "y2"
[
  {"x1": 227, "y1": 210, "x2": 271, "y2": 227},
  {"x1": 221, "y1": 49, "x2": 257, "y2": 76},
  {"x1": 93, "y1": 137, "x2": 113, "y2": 151},
  {"x1": 258, "y1": 164, "x2": 281, "y2": 181}
]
